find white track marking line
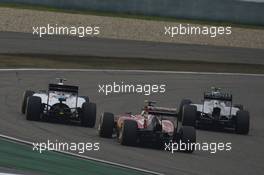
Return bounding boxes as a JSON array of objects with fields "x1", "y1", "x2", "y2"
[
  {"x1": 0, "y1": 173, "x2": 21, "y2": 175},
  {"x1": 0, "y1": 134, "x2": 164, "y2": 175},
  {"x1": 0, "y1": 68, "x2": 264, "y2": 77}
]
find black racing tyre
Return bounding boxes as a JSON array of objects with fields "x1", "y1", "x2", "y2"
[
  {"x1": 178, "y1": 99, "x2": 192, "y2": 121},
  {"x1": 21, "y1": 90, "x2": 35, "y2": 114},
  {"x1": 235, "y1": 110, "x2": 250, "y2": 135},
  {"x1": 182, "y1": 105, "x2": 197, "y2": 127},
  {"x1": 119, "y1": 120, "x2": 138, "y2": 146},
  {"x1": 26, "y1": 96, "x2": 41, "y2": 121},
  {"x1": 81, "y1": 102, "x2": 96, "y2": 128},
  {"x1": 234, "y1": 104, "x2": 244, "y2": 110},
  {"x1": 80, "y1": 96, "x2": 90, "y2": 103},
  {"x1": 179, "y1": 126, "x2": 196, "y2": 153},
  {"x1": 99, "y1": 112, "x2": 114, "y2": 138}
]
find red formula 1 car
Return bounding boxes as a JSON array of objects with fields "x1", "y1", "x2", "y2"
[{"x1": 98, "y1": 101, "x2": 196, "y2": 153}]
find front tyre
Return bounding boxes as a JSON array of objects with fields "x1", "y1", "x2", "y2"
[
  {"x1": 98, "y1": 112, "x2": 114, "y2": 138},
  {"x1": 235, "y1": 110, "x2": 250, "y2": 135},
  {"x1": 81, "y1": 102, "x2": 96, "y2": 128},
  {"x1": 21, "y1": 90, "x2": 35, "y2": 114},
  {"x1": 26, "y1": 96, "x2": 41, "y2": 121}
]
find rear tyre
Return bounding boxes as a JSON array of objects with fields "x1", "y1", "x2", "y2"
[
  {"x1": 235, "y1": 110, "x2": 250, "y2": 135},
  {"x1": 178, "y1": 99, "x2": 192, "y2": 121},
  {"x1": 179, "y1": 126, "x2": 196, "y2": 153},
  {"x1": 81, "y1": 102, "x2": 96, "y2": 128},
  {"x1": 21, "y1": 90, "x2": 35, "y2": 114},
  {"x1": 99, "y1": 112, "x2": 114, "y2": 138},
  {"x1": 182, "y1": 105, "x2": 197, "y2": 127},
  {"x1": 119, "y1": 120, "x2": 138, "y2": 146},
  {"x1": 26, "y1": 96, "x2": 41, "y2": 121}
]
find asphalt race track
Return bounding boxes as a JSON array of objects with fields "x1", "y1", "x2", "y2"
[
  {"x1": 1, "y1": 32, "x2": 264, "y2": 65},
  {"x1": 0, "y1": 70, "x2": 263, "y2": 175}
]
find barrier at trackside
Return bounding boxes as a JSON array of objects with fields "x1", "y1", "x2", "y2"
[{"x1": 1, "y1": 0, "x2": 264, "y2": 25}]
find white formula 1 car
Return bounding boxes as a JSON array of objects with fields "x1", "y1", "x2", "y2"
[
  {"x1": 21, "y1": 78, "x2": 96, "y2": 127},
  {"x1": 178, "y1": 87, "x2": 250, "y2": 134}
]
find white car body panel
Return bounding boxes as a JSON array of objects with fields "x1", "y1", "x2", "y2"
[
  {"x1": 193, "y1": 100, "x2": 239, "y2": 118},
  {"x1": 33, "y1": 91, "x2": 86, "y2": 109}
]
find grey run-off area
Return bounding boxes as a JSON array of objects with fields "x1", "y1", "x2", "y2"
[
  {"x1": 1, "y1": 0, "x2": 264, "y2": 25},
  {"x1": 1, "y1": 32, "x2": 264, "y2": 65}
]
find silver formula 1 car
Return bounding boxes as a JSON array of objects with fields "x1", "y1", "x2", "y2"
[
  {"x1": 21, "y1": 78, "x2": 96, "y2": 127},
  {"x1": 178, "y1": 87, "x2": 250, "y2": 134}
]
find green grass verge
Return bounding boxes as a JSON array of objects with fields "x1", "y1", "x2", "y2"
[
  {"x1": 0, "y1": 2, "x2": 263, "y2": 29},
  {"x1": 0, "y1": 54, "x2": 264, "y2": 74},
  {"x1": 0, "y1": 138, "x2": 149, "y2": 175}
]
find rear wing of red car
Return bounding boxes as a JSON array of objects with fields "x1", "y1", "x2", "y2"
[{"x1": 147, "y1": 106, "x2": 177, "y2": 117}]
